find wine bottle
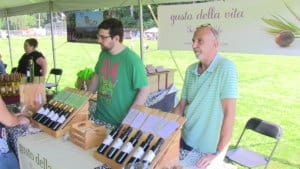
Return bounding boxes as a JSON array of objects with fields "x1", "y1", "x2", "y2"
[
  {"x1": 52, "y1": 107, "x2": 74, "y2": 131},
  {"x1": 142, "y1": 138, "x2": 164, "y2": 166},
  {"x1": 116, "y1": 130, "x2": 143, "y2": 164},
  {"x1": 36, "y1": 102, "x2": 58, "y2": 122},
  {"x1": 26, "y1": 58, "x2": 34, "y2": 83},
  {"x1": 127, "y1": 134, "x2": 154, "y2": 164},
  {"x1": 107, "y1": 127, "x2": 133, "y2": 159},
  {"x1": 46, "y1": 104, "x2": 68, "y2": 128},
  {"x1": 97, "y1": 125, "x2": 123, "y2": 154},
  {"x1": 41, "y1": 104, "x2": 63, "y2": 125},
  {"x1": 32, "y1": 103, "x2": 49, "y2": 121}
]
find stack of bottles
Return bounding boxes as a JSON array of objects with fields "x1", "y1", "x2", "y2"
[
  {"x1": 0, "y1": 73, "x2": 23, "y2": 96},
  {"x1": 31, "y1": 88, "x2": 90, "y2": 131},
  {"x1": 32, "y1": 100, "x2": 74, "y2": 131},
  {"x1": 96, "y1": 125, "x2": 165, "y2": 168}
]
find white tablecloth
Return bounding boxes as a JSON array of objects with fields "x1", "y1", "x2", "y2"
[{"x1": 17, "y1": 132, "x2": 101, "y2": 169}]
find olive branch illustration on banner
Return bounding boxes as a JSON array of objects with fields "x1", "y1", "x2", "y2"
[{"x1": 261, "y1": 0, "x2": 300, "y2": 47}]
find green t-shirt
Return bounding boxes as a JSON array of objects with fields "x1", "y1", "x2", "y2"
[
  {"x1": 94, "y1": 47, "x2": 148, "y2": 126},
  {"x1": 181, "y1": 55, "x2": 238, "y2": 153}
]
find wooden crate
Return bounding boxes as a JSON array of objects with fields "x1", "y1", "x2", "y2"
[
  {"x1": 70, "y1": 120, "x2": 106, "y2": 150},
  {"x1": 158, "y1": 72, "x2": 167, "y2": 90},
  {"x1": 31, "y1": 88, "x2": 92, "y2": 137},
  {"x1": 31, "y1": 103, "x2": 89, "y2": 137},
  {"x1": 166, "y1": 69, "x2": 175, "y2": 88},
  {"x1": 94, "y1": 105, "x2": 186, "y2": 169},
  {"x1": 147, "y1": 69, "x2": 176, "y2": 93},
  {"x1": 147, "y1": 74, "x2": 159, "y2": 93}
]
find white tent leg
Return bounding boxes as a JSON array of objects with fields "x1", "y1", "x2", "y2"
[
  {"x1": 49, "y1": 1, "x2": 56, "y2": 69},
  {"x1": 5, "y1": 11, "x2": 13, "y2": 69},
  {"x1": 138, "y1": 0, "x2": 144, "y2": 61},
  {"x1": 49, "y1": 1, "x2": 57, "y2": 91}
]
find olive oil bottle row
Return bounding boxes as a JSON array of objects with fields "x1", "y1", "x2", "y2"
[
  {"x1": 96, "y1": 125, "x2": 164, "y2": 167},
  {"x1": 32, "y1": 101, "x2": 74, "y2": 131},
  {"x1": 0, "y1": 73, "x2": 23, "y2": 96}
]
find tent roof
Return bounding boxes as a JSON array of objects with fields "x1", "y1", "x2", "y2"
[{"x1": 0, "y1": 0, "x2": 198, "y2": 17}]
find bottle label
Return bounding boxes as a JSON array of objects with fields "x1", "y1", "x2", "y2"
[
  {"x1": 26, "y1": 70, "x2": 30, "y2": 77},
  {"x1": 112, "y1": 138, "x2": 123, "y2": 149},
  {"x1": 102, "y1": 135, "x2": 113, "y2": 146},
  {"x1": 143, "y1": 150, "x2": 155, "y2": 163},
  {"x1": 51, "y1": 113, "x2": 59, "y2": 121},
  {"x1": 47, "y1": 111, "x2": 55, "y2": 118},
  {"x1": 37, "y1": 107, "x2": 45, "y2": 114},
  {"x1": 42, "y1": 109, "x2": 50, "y2": 115},
  {"x1": 57, "y1": 115, "x2": 66, "y2": 123},
  {"x1": 132, "y1": 147, "x2": 144, "y2": 159},
  {"x1": 121, "y1": 142, "x2": 134, "y2": 154}
]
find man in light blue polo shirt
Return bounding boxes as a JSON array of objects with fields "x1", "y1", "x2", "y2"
[{"x1": 174, "y1": 24, "x2": 238, "y2": 168}]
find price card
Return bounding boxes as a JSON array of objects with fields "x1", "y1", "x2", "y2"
[
  {"x1": 157, "y1": 120, "x2": 180, "y2": 139},
  {"x1": 122, "y1": 109, "x2": 139, "y2": 125},
  {"x1": 130, "y1": 112, "x2": 148, "y2": 129}
]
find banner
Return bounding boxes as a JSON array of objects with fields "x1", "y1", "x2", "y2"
[
  {"x1": 66, "y1": 11, "x2": 103, "y2": 43},
  {"x1": 158, "y1": 0, "x2": 300, "y2": 55}
]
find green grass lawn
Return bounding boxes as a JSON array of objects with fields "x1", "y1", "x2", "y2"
[{"x1": 1, "y1": 36, "x2": 300, "y2": 169}]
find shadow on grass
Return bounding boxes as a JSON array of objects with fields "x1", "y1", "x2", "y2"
[{"x1": 271, "y1": 157, "x2": 300, "y2": 168}]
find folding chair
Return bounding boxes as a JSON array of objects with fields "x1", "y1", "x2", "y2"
[
  {"x1": 45, "y1": 68, "x2": 63, "y2": 92},
  {"x1": 11, "y1": 67, "x2": 17, "y2": 73},
  {"x1": 226, "y1": 117, "x2": 282, "y2": 169}
]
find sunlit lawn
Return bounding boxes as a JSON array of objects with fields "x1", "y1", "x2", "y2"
[{"x1": 1, "y1": 36, "x2": 299, "y2": 169}]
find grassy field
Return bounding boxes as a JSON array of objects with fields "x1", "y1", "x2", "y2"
[{"x1": 1, "y1": 36, "x2": 300, "y2": 169}]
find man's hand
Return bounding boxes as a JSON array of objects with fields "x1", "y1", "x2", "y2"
[{"x1": 197, "y1": 153, "x2": 219, "y2": 169}]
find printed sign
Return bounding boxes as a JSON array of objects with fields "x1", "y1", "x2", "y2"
[{"x1": 158, "y1": 0, "x2": 300, "y2": 55}]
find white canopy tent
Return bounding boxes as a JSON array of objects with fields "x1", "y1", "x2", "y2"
[{"x1": 0, "y1": 0, "x2": 200, "y2": 69}]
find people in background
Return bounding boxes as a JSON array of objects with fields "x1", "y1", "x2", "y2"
[
  {"x1": 173, "y1": 24, "x2": 238, "y2": 168},
  {"x1": 89, "y1": 18, "x2": 150, "y2": 126},
  {"x1": 17, "y1": 38, "x2": 47, "y2": 76},
  {"x1": 0, "y1": 97, "x2": 30, "y2": 169},
  {"x1": 0, "y1": 54, "x2": 7, "y2": 75}
]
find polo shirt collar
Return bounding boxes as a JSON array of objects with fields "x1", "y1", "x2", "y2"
[{"x1": 194, "y1": 54, "x2": 221, "y2": 75}]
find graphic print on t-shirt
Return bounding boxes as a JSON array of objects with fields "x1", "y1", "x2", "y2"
[{"x1": 99, "y1": 59, "x2": 119, "y2": 104}]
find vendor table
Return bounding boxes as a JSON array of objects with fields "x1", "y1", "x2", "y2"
[{"x1": 17, "y1": 132, "x2": 101, "y2": 169}]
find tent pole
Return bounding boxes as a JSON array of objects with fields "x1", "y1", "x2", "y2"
[
  {"x1": 138, "y1": 0, "x2": 144, "y2": 61},
  {"x1": 49, "y1": 1, "x2": 58, "y2": 91},
  {"x1": 49, "y1": 1, "x2": 56, "y2": 69},
  {"x1": 5, "y1": 11, "x2": 13, "y2": 69}
]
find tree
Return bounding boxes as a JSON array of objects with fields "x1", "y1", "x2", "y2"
[{"x1": 9, "y1": 15, "x2": 36, "y2": 29}]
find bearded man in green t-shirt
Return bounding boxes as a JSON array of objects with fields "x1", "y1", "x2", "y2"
[{"x1": 89, "y1": 18, "x2": 150, "y2": 126}]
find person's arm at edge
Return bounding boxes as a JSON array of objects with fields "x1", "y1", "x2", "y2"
[
  {"x1": 36, "y1": 57, "x2": 47, "y2": 76},
  {"x1": 173, "y1": 99, "x2": 187, "y2": 116},
  {"x1": 130, "y1": 85, "x2": 150, "y2": 109},
  {"x1": 88, "y1": 74, "x2": 99, "y2": 93},
  {"x1": 0, "y1": 97, "x2": 29, "y2": 127},
  {"x1": 217, "y1": 98, "x2": 236, "y2": 155},
  {"x1": 197, "y1": 98, "x2": 236, "y2": 168}
]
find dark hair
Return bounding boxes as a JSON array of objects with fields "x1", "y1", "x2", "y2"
[
  {"x1": 25, "y1": 38, "x2": 38, "y2": 48},
  {"x1": 98, "y1": 18, "x2": 124, "y2": 42}
]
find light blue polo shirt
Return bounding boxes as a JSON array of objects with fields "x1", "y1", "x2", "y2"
[{"x1": 181, "y1": 54, "x2": 238, "y2": 153}]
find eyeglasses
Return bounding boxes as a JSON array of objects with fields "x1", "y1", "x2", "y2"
[{"x1": 97, "y1": 34, "x2": 112, "y2": 39}]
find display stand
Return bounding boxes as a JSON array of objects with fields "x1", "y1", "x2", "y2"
[
  {"x1": 70, "y1": 120, "x2": 106, "y2": 150},
  {"x1": 94, "y1": 105, "x2": 186, "y2": 169},
  {"x1": 31, "y1": 88, "x2": 92, "y2": 137}
]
